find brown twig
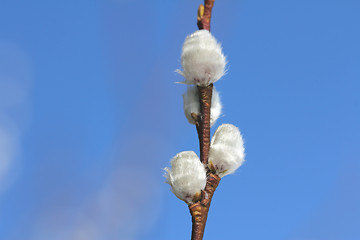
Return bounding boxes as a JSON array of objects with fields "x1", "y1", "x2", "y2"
[
  {"x1": 188, "y1": 2, "x2": 218, "y2": 239},
  {"x1": 197, "y1": 84, "x2": 213, "y2": 165},
  {"x1": 197, "y1": 0, "x2": 215, "y2": 31},
  {"x1": 189, "y1": 174, "x2": 220, "y2": 240}
]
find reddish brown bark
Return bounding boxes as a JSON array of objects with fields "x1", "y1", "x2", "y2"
[
  {"x1": 189, "y1": 1, "x2": 218, "y2": 240},
  {"x1": 197, "y1": 0, "x2": 215, "y2": 31},
  {"x1": 197, "y1": 84, "x2": 213, "y2": 165},
  {"x1": 189, "y1": 174, "x2": 220, "y2": 240}
]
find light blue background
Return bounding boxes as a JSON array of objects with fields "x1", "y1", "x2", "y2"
[{"x1": 0, "y1": 0, "x2": 359, "y2": 239}]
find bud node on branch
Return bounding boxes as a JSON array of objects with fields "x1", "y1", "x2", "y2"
[{"x1": 197, "y1": 0, "x2": 215, "y2": 31}]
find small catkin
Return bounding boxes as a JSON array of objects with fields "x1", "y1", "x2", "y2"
[
  {"x1": 183, "y1": 86, "x2": 222, "y2": 126},
  {"x1": 164, "y1": 151, "x2": 207, "y2": 204},
  {"x1": 208, "y1": 124, "x2": 245, "y2": 177},
  {"x1": 177, "y1": 30, "x2": 226, "y2": 86}
]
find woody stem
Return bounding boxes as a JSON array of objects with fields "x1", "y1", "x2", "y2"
[
  {"x1": 197, "y1": 0, "x2": 215, "y2": 31},
  {"x1": 197, "y1": 84, "x2": 213, "y2": 165},
  {"x1": 189, "y1": 173, "x2": 220, "y2": 240},
  {"x1": 189, "y1": 1, "x2": 218, "y2": 239}
]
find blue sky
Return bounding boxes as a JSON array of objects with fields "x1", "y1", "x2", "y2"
[{"x1": 0, "y1": 0, "x2": 359, "y2": 239}]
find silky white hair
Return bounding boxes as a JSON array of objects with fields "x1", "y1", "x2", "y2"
[
  {"x1": 164, "y1": 151, "x2": 207, "y2": 204},
  {"x1": 182, "y1": 86, "x2": 222, "y2": 126},
  {"x1": 176, "y1": 30, "x2": 226, "y2": 86},
  {"x1": 208, "y1": 124, "x2": 245, "y2": 177}
]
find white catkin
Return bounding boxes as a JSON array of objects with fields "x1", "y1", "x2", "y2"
[
  {"x1": 182, "y1": 86, "x2": 222, "y2": 126},
  {"x1": 176, "y1": 30, "x2": 226, "y2": 86},
  {"x1": 208, "y1": 124, "x2": 245, "y2": 177},
  {"x1": 164, "y1": 151, "x2": 207, "y2": 204}
]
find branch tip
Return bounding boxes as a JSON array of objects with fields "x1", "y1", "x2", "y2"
[{"x1": 197, "y1": 0, "x2": 215, "y2": 31}]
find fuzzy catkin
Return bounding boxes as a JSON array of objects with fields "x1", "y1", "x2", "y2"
[
  {"x1": 177, "y1": 30, "x2": 226, "y2": 86},
  {"x1": 208, "y1": 124, "x2": 245, "y2": 177},
  {"x1": 183, "y1": 86, "x2": 222, "y2": 126},
  {"x1": 164, "y1": 151, "x2": 207, "y2": 204}
]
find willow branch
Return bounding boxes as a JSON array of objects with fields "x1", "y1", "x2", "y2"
[
  {"x1": 197, "y1": 0, "x2": 215, "y2": 31},
  {"x1": 189, "y1": 2, "x2": 218, "y2": 239},
  {"x1": 189, "y1": 174, "x2": 220, "y2": 240},
  {"x1": 197, "y1": 84, "x2": 213, "y2": 165}
]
